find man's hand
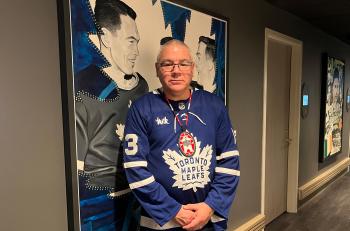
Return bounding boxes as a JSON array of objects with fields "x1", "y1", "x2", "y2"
[
  {"x1": 182, "y1": 202, "x2": 214, "y2": 231},
  {"x1": 174, "y1": 205, "x2": 196, "y2": 226}
]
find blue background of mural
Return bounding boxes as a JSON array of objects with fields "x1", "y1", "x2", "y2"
[
  {"x1": 71, "y1": 0, "x2": 107, "y2": 74},
  {"x1": 211, "y1": 19, "x2": 226, "y2": 100},
  {"x1": 161, "y1": 1, "x2": 191, "y2": 41}
]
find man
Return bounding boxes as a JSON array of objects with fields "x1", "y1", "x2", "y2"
[
  {"x1": 74, "y1": 0, "x2": 148, "y2": 229},
  {"x1": 195, "y1": 36, "x2": 216, "y2": 92},
  {"x1": 123, "y1": 40, "x2": 239, "y2": 230}
]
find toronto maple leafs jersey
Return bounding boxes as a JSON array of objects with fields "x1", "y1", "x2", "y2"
[{"x1": 123, "y1": 89, "x2": 240, "y2": 231}]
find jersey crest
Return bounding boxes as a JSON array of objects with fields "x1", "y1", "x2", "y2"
[
  {"x1": 162, "y1": 135, "x2": 212, "y2": 192},
  {"x1": 178, "y1": 131, "x2": 196, "y2": 157}
]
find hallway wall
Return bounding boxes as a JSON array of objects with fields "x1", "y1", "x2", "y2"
[
  {"x1": 0, "y1": 0, "x2": 68, "y2": 230},
  {"x1": 179, "y1": 0, "x2": 350, "y2": 228},
  {"x1": 263, "y1": 1, "x2": 350, "y2": 185},
  {"x1": 0, "y1": 0, "x2": 349, "y2": 230}
]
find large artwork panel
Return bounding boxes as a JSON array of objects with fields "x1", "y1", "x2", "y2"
[
  {"x1": 320, "y1": 54, "x2": 345, "y2": 162},
  {"x1": 60, "y1": 0, "x2": 228, "y2": 229}
]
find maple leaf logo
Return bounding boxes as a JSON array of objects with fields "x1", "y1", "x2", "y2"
[
  {"x1": 163, "y1": 136, "x2": 212, "y2": 192},
  {"x1": 115, "y1": 123, "x2": 125, "y2": 141}
]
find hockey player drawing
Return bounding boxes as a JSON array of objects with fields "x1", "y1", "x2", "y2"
[{"x1": 74, "y1": 0, "x2": 148, "y2": 230}]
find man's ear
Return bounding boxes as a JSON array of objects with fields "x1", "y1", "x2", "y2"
[
  {"x1": 155, "y1": 63, "x2": 160, "y2": 77},
  {"x1": 100, "y1": 28, "x2": 112, "y2": 48},
  {"x1": 190, "y1": 62, "x2": 195, "y2": 73}
]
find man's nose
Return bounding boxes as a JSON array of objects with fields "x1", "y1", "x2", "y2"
[
  {"x1": 171, "y1": 65, "x2": 182, "y2": 77},
  {"x1": 172, "y1": 64, "x2": 181, "y2": 72},
  {"x1": 131, "y1": 44, "x2": 139, "y2": 56},
  {"x1": 135, "y1": 45, "x2": 139, "y2": 56}
]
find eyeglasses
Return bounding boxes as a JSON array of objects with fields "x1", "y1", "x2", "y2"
[{"x1": 158, "y1": 61, "x2": 193, "y2": 72}]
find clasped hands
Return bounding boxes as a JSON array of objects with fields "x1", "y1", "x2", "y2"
[{"x1": 174, "y1": 202, "x2": 214, "y2": 231}]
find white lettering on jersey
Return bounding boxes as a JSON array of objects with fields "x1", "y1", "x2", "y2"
[
  {"x1": 163, "y1": 135, "x2": 212, "y2": 192},
  {"x1": 155, "y1": 116, "x2": 169, "y2": 125},
  {"x1": 125, "y1": 134, "x2": 138, "y2": 155}
]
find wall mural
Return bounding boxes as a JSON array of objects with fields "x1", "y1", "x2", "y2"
[
  {"x1": 63, "y1": 0, "x2": 228, "y2": 229},
  {"x1": 320, "y1": 54, "x2": 345, "y2": 162}
]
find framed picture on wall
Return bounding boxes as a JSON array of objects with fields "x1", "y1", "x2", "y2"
[
  {"x1": 319, "y1": 54, "x2": 345, "y2": 162},
  {"x1": 57, "y1": 0, "x2": 229, "y2": 230}
]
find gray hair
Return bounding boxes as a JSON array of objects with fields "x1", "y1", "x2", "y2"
[{"x1": 156, "y1": 39, "x2": 193, "y2": 63}]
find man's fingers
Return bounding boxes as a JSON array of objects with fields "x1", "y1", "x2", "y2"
[
  {"x1": 183, "y1": 204, "x2": 198, "y2": 210},
  {"x1": 182, "y1": 217, "x2": 203, "y2": 230},
  {"x1": 176, "y1": 219, "x2": 188, "y2": 226},
  {"x1": 182, "y1": 203, "x2": 212, "y2": 230},
  {"x1": 182, "y1": 220, "x2": 199, "y2": 230},
  {"x1": 174, "y1": 206, "x2": 196, "y2": 227}
]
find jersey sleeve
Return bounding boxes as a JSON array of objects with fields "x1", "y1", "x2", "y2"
[
  {"x1": 123, "y1": 103, "x2": 182, "y2": 226},
  {"x1": 204, "y1": 104, "x2": 240, "y2": 220},
  {"x1": 75, "y1": 100, "x2": 89, "y2": 163}
]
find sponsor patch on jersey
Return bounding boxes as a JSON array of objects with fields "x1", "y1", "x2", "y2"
[
  {"x1": 163, "y1": 135, "x2": 212, "y2": 192},
  {"x1": 155, "y1": 116, "x2": 169, "y2": 125}
]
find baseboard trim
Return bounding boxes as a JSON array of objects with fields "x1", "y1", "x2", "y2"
[
  {"x1": 233, "y1": 214, "x2": 265, "y2": 231},
  {"x1": 298, "y1": 158, "x2": 350, "y2": 200}
]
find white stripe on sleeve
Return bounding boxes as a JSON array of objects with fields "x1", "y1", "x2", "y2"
[
  {"x1": 129, "y1": 176, "x2": 155, "y2": 189},
  {"x1": 215, "y1": 167, "x2": 240, "y2": 176},
  {"x1": 216, "y1": 150, "x2": 239, "y2": 161},
  {"x1": 123, "y1": 161, "x2": 148, "y2": 168},
  {"x1": 77, "y1": 160, "x2": 84, "y2": 170},
  {"x1": 108, "y1": 188, "x2": 131, "y2": 197}
]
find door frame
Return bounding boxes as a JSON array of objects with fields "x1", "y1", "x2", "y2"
[{"x1": 261, "y1": 28, "x2": 302, "y2": 215}]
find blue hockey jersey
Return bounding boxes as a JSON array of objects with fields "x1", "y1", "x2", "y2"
[{"x1": 123, "y1": 89, "x2": 240, "y2": 230}]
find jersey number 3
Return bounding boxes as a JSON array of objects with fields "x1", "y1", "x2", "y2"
[{"x1": 125, "y1": 134, "x2": 138, "y2": 155}]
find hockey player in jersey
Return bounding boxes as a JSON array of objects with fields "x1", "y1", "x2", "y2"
[
  {"x1": 74, "y1": 0, "x2": 148, "y2": 230},
  {"x1": 123, "y1": 40, "x2": 239, "y2": 230}
]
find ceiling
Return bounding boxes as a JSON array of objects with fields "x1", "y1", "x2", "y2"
[{"x1": 266, "y1": 0, "x2": 350, "y2": 45}]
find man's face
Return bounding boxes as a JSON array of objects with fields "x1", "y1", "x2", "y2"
[
  {"x1": 333, "y1": 78, "x2": 340, "y2": 99},
  {"x1": 195, "y1": 41, "x2": 208, "y2": 75},
  {"x1": 156, "y1": 43, "x2": 194, "y2": 97},
  {"x1": 195, "y1": 41, "x2": 216, "y2": 92},
  {"x1": 108, "y1": 15, "x2": 140, "y2": 75}
]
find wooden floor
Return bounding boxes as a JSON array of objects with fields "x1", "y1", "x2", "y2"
[{"x1": 266, "y1": 171, "x2": 350, "y2": 231}]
